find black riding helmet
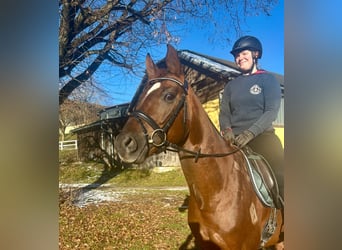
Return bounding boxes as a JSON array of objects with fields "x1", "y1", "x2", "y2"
[{"x1": 230, "y1": 36, "x2": 262, "y2": 59}]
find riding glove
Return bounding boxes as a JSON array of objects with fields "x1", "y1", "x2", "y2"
[
  {"x1": 235, "y1": 130, "x2": 255, "y2": 148},
  {"x1": 221, "y1": 128, "x2": 235, "y2": 142}
]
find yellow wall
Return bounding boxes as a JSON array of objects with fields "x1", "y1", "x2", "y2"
[
  {"x1": 202, "y1": 98, "x2": 284, "y2": 148},
  {"x1": 274, "y1": 127, "x2": 284, "y2": 148},
  {"x1": 202, "y1": 98, "x2": 220, "y2": 130}
]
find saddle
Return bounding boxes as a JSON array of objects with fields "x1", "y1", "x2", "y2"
[{"x1": 242, "y1": 146, "x2": 283, "y2": 209}]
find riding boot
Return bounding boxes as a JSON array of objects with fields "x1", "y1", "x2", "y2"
[{"x1": 274, "y1": 168, "x2": 284, "y2": 209}]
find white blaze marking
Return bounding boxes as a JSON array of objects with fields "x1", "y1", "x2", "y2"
[{"x1": 145, "y1": 82, "x2": 161, "y2": 98}]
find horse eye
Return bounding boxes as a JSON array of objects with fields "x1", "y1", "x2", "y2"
[{"x1": 164, "y1": 92, "x2": 176, "y2": 102}]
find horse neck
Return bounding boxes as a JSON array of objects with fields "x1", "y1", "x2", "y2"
[
  {"x1": 183, "y1": 88, "x2": 228, "y2": 153},
  {"x1": 179, "y1": 89, "x2": 240, "y2": 200}
]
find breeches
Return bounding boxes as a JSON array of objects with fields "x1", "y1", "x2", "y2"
[{"x1": 247, "y1": 130, "x2": 284, "y2": 199}]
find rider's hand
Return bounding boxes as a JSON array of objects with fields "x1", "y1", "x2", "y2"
[
  {"x1": 234, "y1": 130, "x2": 254, "y2": 148},
  {"x1": 221, "y1": 128, "x2": 235, "y2": 142}
]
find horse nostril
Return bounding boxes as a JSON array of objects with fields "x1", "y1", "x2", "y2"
[
  {"x1": 122, "y1": 135, "x2": 137, "y2": 152},
  {"x1": 122, "y1": 136, "x2": 131, "y2": 147}
]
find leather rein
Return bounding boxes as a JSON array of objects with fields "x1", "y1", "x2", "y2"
[{"x1": 128, "y1": 77, "x2": 240, "y2": 162}]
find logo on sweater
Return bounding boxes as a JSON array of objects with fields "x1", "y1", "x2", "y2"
[{"x1": 250, "y1": 84, "x2": 262, "y2": 95}]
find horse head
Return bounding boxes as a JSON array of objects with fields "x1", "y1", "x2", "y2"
[{"x1": 115, "y1": 45, "x2": 190, "y2": 163}]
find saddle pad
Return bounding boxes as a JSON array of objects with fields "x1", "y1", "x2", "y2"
[{"x1": 241, "y1": 151, "x2": 275, "y2": 207}]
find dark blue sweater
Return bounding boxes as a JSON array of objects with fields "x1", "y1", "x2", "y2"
[{"x1": 219, "y1": 71, "x2": 281, "y2": 136}]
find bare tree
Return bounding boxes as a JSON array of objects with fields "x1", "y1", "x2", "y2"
[
  {"x1": 59, "y1": 100, "x2": 80, "y2": 141},
  {"x1": 69, "y1": 76, "x2": 112, "y2": 104},
  {"x1": 59, "y1": 85, "x2": 105, "y2": 141},
  {"x1": 59, "y1": 0, "x2": 277, "y2": 105}
]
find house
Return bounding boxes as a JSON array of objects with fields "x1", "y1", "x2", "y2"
[
  {"x1": 71, "y1": 103, "x2": 129, "y2": 166},
  {"x1": 72, "y1": 49, "x2": 284, "y2": 168}
]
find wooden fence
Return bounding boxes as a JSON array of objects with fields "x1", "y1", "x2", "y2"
[{"x1": 59, "y1": 140, "x2": 78, "y2": 150}]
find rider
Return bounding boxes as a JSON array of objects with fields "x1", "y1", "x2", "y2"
[{"x1": 219, "y1": 35, "x2": 284, "y2": 207}]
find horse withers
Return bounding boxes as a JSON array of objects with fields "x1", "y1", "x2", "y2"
[{"x1": 115, "y1": 44, "x2": 284, "y2": 250}]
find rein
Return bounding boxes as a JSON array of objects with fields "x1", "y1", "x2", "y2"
[
  {"x1": 128, "y1": 77, "x2": 239, "y2": 162},
  {"x1": 166, "y1": 142, "x2": 240, "y2": 162}
]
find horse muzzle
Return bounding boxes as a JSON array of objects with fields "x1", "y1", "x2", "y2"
[{"x1": 115, "y1": 132, "x2": 148, "y2": 164}]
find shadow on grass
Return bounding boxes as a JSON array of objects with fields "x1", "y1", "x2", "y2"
[
  {"x1": 178, "y1": 195, "x2": 200, "y2": 250},
  {"x1": 70, "y1": 136, "x2": 130, "y2": 205},
  {"x1": 179, "y1": 233, "x2": 197, "y2": 250}
]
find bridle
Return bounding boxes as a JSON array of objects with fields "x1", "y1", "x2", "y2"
[
  {"x1": 129, "y1": 77, "x2": 188, "y2": 147},
  {"x1": 128, "y1": 77, "x2": 239, "y2": 162}
]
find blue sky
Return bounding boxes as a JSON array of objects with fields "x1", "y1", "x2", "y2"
[
  {"x1": 100, "y1": 0, "x2": 284, "y2": 106},
  {"x1": 173, "y1": 1, "x2": 284, "y2": 74}
]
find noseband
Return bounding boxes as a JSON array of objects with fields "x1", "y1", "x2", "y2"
[{"x1": 129, "y1": 77, "x2": 188, "y2": 148}]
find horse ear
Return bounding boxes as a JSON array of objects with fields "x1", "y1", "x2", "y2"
[
  {"x1": 146, "y1": 53, "x2": 157, "y2": 78},
  {"x1": 166, "y1": 44, "x2": 182, "y2": 75}
]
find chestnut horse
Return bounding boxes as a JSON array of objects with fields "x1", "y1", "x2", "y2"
[{"x1": 115, "y1": 45, "x2": 283, "y2": 250}]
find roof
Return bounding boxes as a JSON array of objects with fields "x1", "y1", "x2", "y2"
[
  {"x1": 71, "y1": 103, "x2": 130, "y2": 134},
  {"x1": 98, "y1": 102, "x2": 130, "y2": 120},
  {"x1": 71, "y1": 116, "x2": 128, "y2": 134}
]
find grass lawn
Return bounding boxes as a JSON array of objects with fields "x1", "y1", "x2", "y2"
[{"x1": 59, "y1": 149, "x2": 187, "y2": 187}]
